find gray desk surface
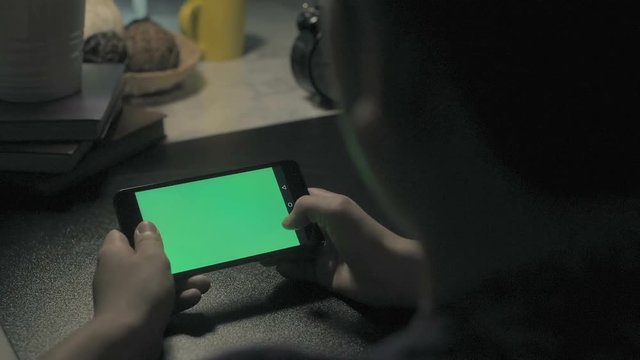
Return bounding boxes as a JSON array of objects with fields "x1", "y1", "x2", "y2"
[
  {"x1": 116, "y1": 0, "x2": 336, "y2": 143},
  {"x1": 0, "y1": 324, "x2": 18, "y2": 360},
  {"x1": 0, "y1": 116, "x2": 412, "y2": 360}
]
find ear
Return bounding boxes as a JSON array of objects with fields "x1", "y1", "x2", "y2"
[
  {"x1": 340, "y1": 95, "x2": 395, "y2": 191},
  {"x1": 341, "y1": 95, "x2": 420, "y2": 235},
  {"x1": 349, "y1": 95, "x2": 384, "y2": 138}
]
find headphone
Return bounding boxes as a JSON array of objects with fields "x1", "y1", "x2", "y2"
[{"x1": 290, "y1": 2, "x2": 337, "y2": 108}]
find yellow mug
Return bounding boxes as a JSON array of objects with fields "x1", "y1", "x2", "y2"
[{"x1": 179, "y1": 0, "x2": 246, "y2": 61}]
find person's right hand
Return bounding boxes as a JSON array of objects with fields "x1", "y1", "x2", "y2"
[{"x1": 277, "y1": 188, "x2": 426, "y2": 308}]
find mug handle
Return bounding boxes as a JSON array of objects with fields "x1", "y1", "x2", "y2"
[{"x1": 179, "y1": 0, "x2": 202, "y2": 40}]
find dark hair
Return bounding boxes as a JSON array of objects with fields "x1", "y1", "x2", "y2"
[{"x1": 373, "y1": 0, "x2": 640, "y2": 195}]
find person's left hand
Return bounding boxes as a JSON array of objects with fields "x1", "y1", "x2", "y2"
[{"x1": 93, "y1": 222, "x2": 210, "y2": 355}]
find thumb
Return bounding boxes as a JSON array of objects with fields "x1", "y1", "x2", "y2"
[
  {"x1": 134, "y1": 221, "x2": 164, "y2": 254},
  {"x1": 282, "y1": 195, "x2": 315, "y2": 230},
  {"x1": 282, "y1": 192, "x2": 349, "y2": 230},
  {"x1": 282, "y1": 192, "x2": 359, "y2": 231}
]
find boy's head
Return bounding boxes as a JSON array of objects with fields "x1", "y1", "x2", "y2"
[{"x1": 328, "y1": 1, "x2": 640, "y2": 233}]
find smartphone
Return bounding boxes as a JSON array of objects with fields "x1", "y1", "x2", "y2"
[{"x1": 114, "y1": 160, "x2": 321, "y2": 278}]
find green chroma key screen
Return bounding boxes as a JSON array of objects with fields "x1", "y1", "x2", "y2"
[{"x1": 135, "y1": 167, "x2": 299, "y2": 274}]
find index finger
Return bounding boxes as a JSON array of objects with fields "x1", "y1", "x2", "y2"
[
  {"x1": 133, "y1": 221, "x2": 165, "y2": 254},
  {"x1": 100, "y1": 229, "x2": 134, "y2": 256}
]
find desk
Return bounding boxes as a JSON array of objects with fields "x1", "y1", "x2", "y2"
[
  {"x1": 0, "y1": 116, "x2": 411, "y2": 360},
  {"x1": 118, "y1": 0, "x2": 336, "y2": 143}
]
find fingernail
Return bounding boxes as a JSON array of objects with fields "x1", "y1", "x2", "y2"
[
  {"x1": 282, "y1": 217, "x2": 291, "y2": 228},
  {"x1": 136, "y1": 221, "x2": 157, "y2": 235}
]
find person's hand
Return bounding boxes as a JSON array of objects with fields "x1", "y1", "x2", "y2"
[
  {"x1": 92, "y1": 222, "x2": 211, "y2": 356},
  {"x1": 277, "y1": 188, "x2": 426, "y2": 308},
  {"x1": 41, "y1": 222, "x2": 211, "y2": 360}
]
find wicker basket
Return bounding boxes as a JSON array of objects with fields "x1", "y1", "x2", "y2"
[{"x1": 123, "y1": 33, "x2": 201, "y2": 96}]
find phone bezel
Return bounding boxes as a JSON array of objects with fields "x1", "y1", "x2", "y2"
[{"x1": 113, "y1": 160, "x2": 317, "y2": 279}]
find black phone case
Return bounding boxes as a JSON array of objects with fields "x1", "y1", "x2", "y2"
[{"x1": 113, "y1": 160, "x2": 323, "y2": 278}]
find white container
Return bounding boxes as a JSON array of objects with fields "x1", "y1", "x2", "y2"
[{"x1": 0, "y1": 0, "x2": 85, "y2": 102}]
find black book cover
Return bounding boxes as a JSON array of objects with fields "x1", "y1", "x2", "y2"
[
  {"x1": 0, "y1": 141, "x2": 94, "y2": 173},
  {"x1": 0, "y1": 63, "x2": 124, "y2": 141},
  {"x1": 0, "y1": 106, "x2": 166, "y2": 194},
  {"x1": 0, "y1": 102, "x2": 122, "y2": 173}
]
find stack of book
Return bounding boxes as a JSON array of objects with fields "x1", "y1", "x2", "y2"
[{"x1": 0, "y1": 64, "x2": 166, "y2": 195}]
